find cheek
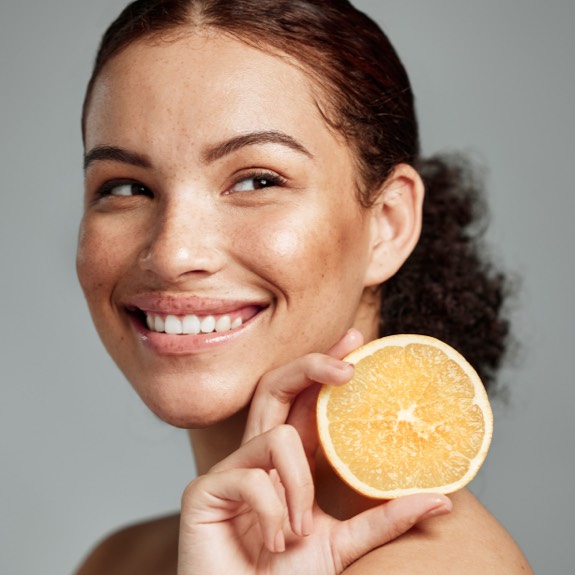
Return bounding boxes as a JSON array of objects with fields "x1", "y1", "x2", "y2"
[
  {"x1": 265, "y1": 227, "x2": 302, "y2": 260},
  {"x1": 239, "y1": 209, "x2": 368, "y2": 294},
  {"x1": 243, "y1": 217, "x2": 324, "y2": 282},
  {"x1": 76, "y1": 217, "x2": 131, "y2": 308},
  {"x1": 77, "y1": 220, "x2": 102, "y2": 297}
]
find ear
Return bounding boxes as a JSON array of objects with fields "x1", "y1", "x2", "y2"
[{"x1": 363, "y1": 163, "x2": 424, "y2": 287}]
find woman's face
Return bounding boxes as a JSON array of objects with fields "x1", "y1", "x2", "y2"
[{"x1": 78, "y1": 31, "x2": 381, "y2": 427}]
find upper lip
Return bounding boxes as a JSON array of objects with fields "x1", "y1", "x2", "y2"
[{"x1": 125, "y1": 292, "x2": 269, "y2": 315}]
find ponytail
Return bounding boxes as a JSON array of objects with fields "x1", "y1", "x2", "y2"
[{"x1": 379, "y1": 155, "x2": 511, "y2": 393}]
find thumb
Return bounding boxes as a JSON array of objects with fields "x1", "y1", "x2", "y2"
[{"x1": 332, "y1": 493, "x2": 452, "y2": 569}]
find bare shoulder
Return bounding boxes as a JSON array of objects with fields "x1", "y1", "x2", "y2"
[
  {"x1": 74, "y1": 513, "x2": 179, "y2": 575},
  {"x1": 344, "y1": 489, "x2": 533, "y2": 574}
]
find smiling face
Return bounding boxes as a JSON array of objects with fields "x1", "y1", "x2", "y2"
[{"x1": 78, "y1": 31, "x2": 390, "y2": 428}]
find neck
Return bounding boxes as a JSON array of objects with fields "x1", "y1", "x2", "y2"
[{"x1": 188, "y1": 408, "x2": 248, "y2": 474}]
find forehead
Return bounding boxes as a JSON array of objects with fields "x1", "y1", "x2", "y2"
[{"x1": 84, "y1": 31, "x2": 344, "y2": 157}]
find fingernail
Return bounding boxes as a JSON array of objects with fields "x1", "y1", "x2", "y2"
[
  {"x1": 421, "y1": 502, "x2": 451, "y2": 521},
  {"x1": 338, "y1": 362, "x2": 354, "y2": 373},
  {"x1": 345, "y1": 327, "x2": 359, "y2": 338},
  {"x1": 327, "y1": 357, "x2": 354, "y2": 372},
  {"x1": 300, "y1": 509, "x2": 313, "y2": 536},
  {"x1": 274, "y1": 530, "x2": 286, "y2": 553}
]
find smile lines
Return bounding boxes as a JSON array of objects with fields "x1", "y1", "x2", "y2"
[{"x1": 146, "y1": 313, "x2": 243, "y2": 335}]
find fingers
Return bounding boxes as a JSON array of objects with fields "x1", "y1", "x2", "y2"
[
  {"x1": 284, "y1": 383, "x2": 322, "y2": 468},
  {"x1": 333, "y1": 493, "x2": 453, "y2": 569},
  {"x1": 243, "y1": 354, "x2": 352, "y2": 444},
  {"x1": 181, "y1": 330, "x2": 364, "y2": 556},
  {"x1": 243, "y1": 328, "x2": 363, "y2": 443},
  {"x1": 211, "y1": 425, "x2": 314, "y2": 539},
  {"x1": 325, "y1": 327, "x2": 364, "y2": 362},
  {"x1": 181, "y1": 467, "x2": 288, "y2": 553}
]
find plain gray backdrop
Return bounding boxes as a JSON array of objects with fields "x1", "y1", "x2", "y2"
[{"x1": 1, "y1": 1, "x2": 573, "y2": 573}]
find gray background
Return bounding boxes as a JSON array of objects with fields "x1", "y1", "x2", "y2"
[{"x1": 1, "y1": 1, "x2": 573, "y2": 573}]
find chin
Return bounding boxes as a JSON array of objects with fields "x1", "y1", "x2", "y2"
[
  {"x1": 149, "y1": 404, "x2": 239, "y2": 429},
  {"x1": 131, "y1": 375, "x2": 252, "y2": 429}
]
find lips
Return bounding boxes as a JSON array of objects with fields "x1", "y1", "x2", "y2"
[{"x1": 123, "y1": 293, "x2": 266, "y2": 353}]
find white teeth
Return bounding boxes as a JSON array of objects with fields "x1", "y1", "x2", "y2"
[
  {"x1": 182, "y1": 314, "x2": 201, "y2": 335},
  {"x1": 145, "y1": 312, "x2": 243, "y2": 335},
  {"x1": 164, "y1": 315, "x2": 183, "y2": 335},
  {"x1": 215, "y1": 315, "x2": 232, "y2": 333},
  {"x1": 200, "y1": 315, "x2": 216, "y2": 333},
  {"x1": 154, "y1": 315, "x2": 165, "y2": 333}
]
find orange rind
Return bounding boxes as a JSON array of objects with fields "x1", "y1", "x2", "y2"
[{"x1": 317, "y1": 334, "x2": 493, "y2": 499}]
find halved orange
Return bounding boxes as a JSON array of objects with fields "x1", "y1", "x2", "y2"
[{"x1": 317, "y1": 334, "x2": 493, "y2": 499}]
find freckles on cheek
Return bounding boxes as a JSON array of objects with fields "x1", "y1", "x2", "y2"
[
  {"x1": 254, "y1": 222, "x2": 340, "y2": 290},
  {"x1": 77, "y1": 223, "x2": 120, "y2": 295}
]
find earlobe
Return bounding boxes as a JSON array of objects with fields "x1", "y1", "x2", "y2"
[{"x1": 364, "y1": 163, "x2": 424, "y2": 287}]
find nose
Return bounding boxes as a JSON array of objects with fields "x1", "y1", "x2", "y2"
[{"x1": 139, "y1": 193, "x2": 225, "y2": 282}]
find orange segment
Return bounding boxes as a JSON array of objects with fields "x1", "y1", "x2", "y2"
[{"x1": 316, "y1": 334, "x2": 493, "y2": 498}]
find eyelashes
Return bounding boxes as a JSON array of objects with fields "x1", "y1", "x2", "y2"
[
  {"x1": 95, "y1": 180, "x2": 153, "y2": 199},
  {"x1": 93, "y1": 170, "x2": 288, "y2": 201},
  {"x1": 226, "y1": 170, "x2": 288, "y2": 195}
]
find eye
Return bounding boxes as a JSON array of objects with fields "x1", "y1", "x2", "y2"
[
  {"x1": 96, "y1": 180, "x2": 153, "y2": 198},
  {"x1": 227, "y1": 171, "x2": 286, "y2": 194}
]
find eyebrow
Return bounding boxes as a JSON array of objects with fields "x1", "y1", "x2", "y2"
[
  {"x1": 83, "y1": 146, "x2": 152, "y2": 171},
  {"x1": 202, "y1": 130, "x2": 313, "y2": 163},
  {"x1": 83, "y1": 130, "x2": 313, "y2": 171}
]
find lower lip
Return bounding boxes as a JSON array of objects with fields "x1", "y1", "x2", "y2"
[{"x1": 128, "y1": 310, "x2": 262, "y2": 355}]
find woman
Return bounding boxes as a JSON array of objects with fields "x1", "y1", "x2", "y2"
[{"x1": 76, "y1": 0, "x2": 532, "y2": 572}]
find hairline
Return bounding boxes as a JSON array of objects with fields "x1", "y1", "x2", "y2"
[{"x1": 81, "y1": 23, "x2": 372, "y2": 202}]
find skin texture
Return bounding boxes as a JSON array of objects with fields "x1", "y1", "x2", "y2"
[
  {"x1": 76, "y1": 31, "x2": 533, "y2": 574},
  {"x1": 78, "y1": 31, "x2": 420, "y2": 429}
]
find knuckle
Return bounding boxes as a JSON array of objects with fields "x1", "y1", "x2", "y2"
[
  {"x1": 256, "y1": 365, "x2": 283, "y2": 391},
  {"x1": 311, "y1": 351, "x2": 327, "y2": 363},
  {"x1": 268, "y1": 423, "x2": 299, "y2": 447},
  {"x1": 303, "y1": 352, "x2": 324, "y2": 370},
  {"x1": 304, "y1": 352, "x2": 342, "y2": 381},
  {"x1": 244, "y1": 467, "x2": 270, "y2": 487},
  {"x1": 268, "y1": 381, "x2": 298, "y2": 404},
  {"x1": 181, "y1": 476, "x2": 205, "y2": 505}
]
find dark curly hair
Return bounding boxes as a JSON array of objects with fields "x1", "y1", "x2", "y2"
[
  {"x1": 380, "y1": 156, "x2": 510, "y2": 391},
  {"x1": 82, "y1": 0, "x2": 510, "y2": 393}
]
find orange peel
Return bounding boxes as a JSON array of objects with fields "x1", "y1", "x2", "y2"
[{"x1": 317, "y1": 334, "x2": 493, "y2": 499}]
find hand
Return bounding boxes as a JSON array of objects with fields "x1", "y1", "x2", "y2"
[{"x1": 177, "y1": 329, "x2": 452, "y2": 574}]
